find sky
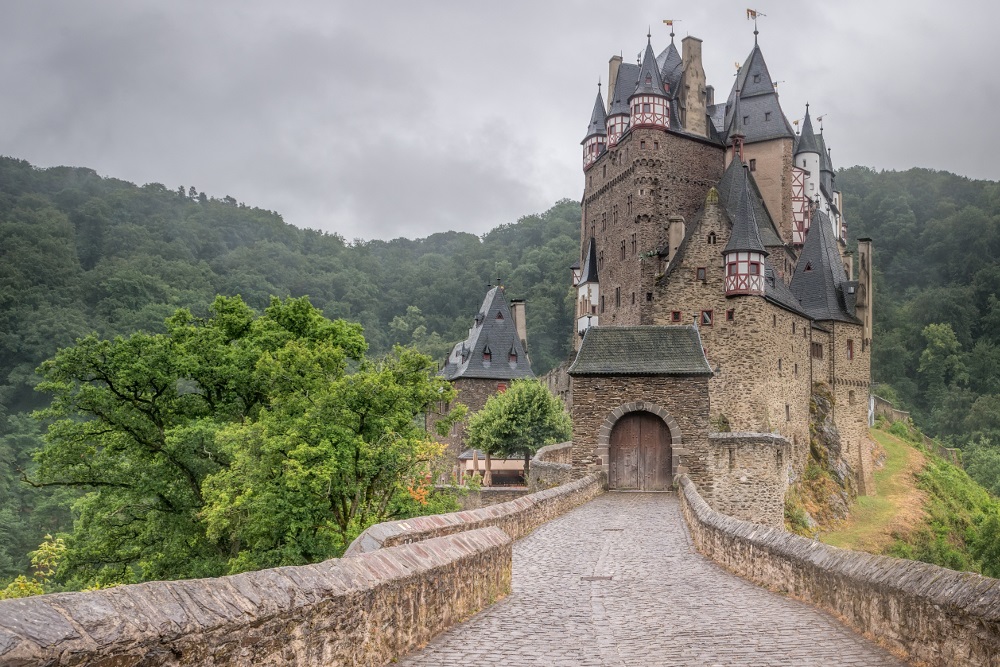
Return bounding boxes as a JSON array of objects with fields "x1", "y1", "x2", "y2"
[{"x1": 0, "y1": 0, "x2": 996, "y2": 241}]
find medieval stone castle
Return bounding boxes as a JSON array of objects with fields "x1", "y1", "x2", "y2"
[{"x1": 439, "y1": 26, "x2": 874, "y2": 527}]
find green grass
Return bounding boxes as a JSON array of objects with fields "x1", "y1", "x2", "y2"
[{"x1": 821, "y1": 428, "x2": 923, "y2": 550}]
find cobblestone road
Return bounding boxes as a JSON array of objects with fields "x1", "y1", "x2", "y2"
[{"x1": 397, "y1": 493, "x2": 907, "y2": 667}]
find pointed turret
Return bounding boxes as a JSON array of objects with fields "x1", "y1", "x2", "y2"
[
  {"x1": 716, "y1": 158, "x2": 784, "y2": 248},
  {"x1": 576, "y1": 238, "x2": 600, "y2": 340},
  {"x1": 789, "y1": 210, "x2": 859, "y2": 323},
  {"x1": 794, "y1": 105, "x2": 821, "y2": 156},
  {"x1": 656, "y1": 41, "x2": 683, "y2": 96},
  {"x1": 723, "y1": 167, "x2": 768, "y2": 297},
  {"x1": 606, "y1": 62, "x2": 638, "y2": 145},
  {"x1": 582, "y1": 87, "x2": 608, "y2": 170},
  {"x1": 725, "y1": 41, "x2": 794, "y2": 144},
  {"x1": 628, "y1": 36, "x2": 669, "y2": 129}
]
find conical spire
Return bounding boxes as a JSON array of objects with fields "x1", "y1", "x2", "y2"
[
  {"x1": 723, "y1": 166, "x2": 768, "y2": 256},
  {"x1": 632, "y1": 37, "x2": 668, "y2": 98},
  {"x1": 795, "y1": 105, "x2": 821, "y2": 155},
  {"x1": 656, "y1": 41, "x2": 683, "y2": 96},
  {"x1": 790, "y1": 210, "x2": 856, "y2": 322},
  {"x1": 584, "y1": 87, "x2": 607, "y2": 140}
]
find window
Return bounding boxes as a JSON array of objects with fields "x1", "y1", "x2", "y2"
[
  {"x1": 811, "y1": 342, "x2": 824, "y2": 359},
  {"x1": 620, "y1": 240, "x2": 626, "y2": 260},
  {"x1": 483, "y1": 346, "x2": 492, "y2": 363},
  {"x1": 726, "y1": 309, "x2": 735, "y2": 322},
  {"x1": 646, "y1": 292, "x2": 653, "y2": 302},
  {"x1": 743, "y1": 115, "x2": 749, "y2": 124},
  {"x1": 696, "y1": 267, "x2": 707, "y2": 282},
  {"x1": 601, "y1": 212, "x2": 607, "y2": 231},
  {"x1": 509, "y1": 349, "x2": 517, "y2": 363},
  {"x1": 794, "y1": 363, "x2": 798, "y2": 375},
  {"x1": 603, "y1": 165, "x2": 606, "y2": 177},
  {"x1": 671, "y1": 310, "x2": 681, "y2": 322},
  {"x1": 708, "y1": 232, "x2": 717, "y2": 245},
  {"x1": 631, "y1": 233, "x2": 637, "y2": 255},
  {"x1": 727, "y1": 263, "x2": 738, "y2": 275},
  {"x1": 772, "y1": 314, "x2": 777, "y2": 327},
  {"x1": 753, "y1": 74, "x2": 761, "y2": 83},
  {"x1": 495, "y1": 312, "x2": 503, "y2": 320},
  {"x1": 497, "y1": 382, "x2": 507, "y2": 393},
  {"x1": 643, "y1": 103, "x2": 651, "y2": 112},
  {"x1": 627, "y1": 194, "x2": 633, "y2": 215},
  {"x1": 653, "y1": 141, "x2": 659, "y2": 150},
  {"x1": 750, "y1": 263, "x2": 760, "y2": 275},
  {"x1": 598, "y1": 251, "x2": 604, "y2": 270},
  {"x1": 849, "y1": 390, "x2": 856, "y2": 405},
  {"x1": 590, "y1": 224, "x2": 595, "y2": 238},
  {"x1": 701, "y1": 310, "x2": 713, "y2": 326},
  {"x1": 640, "y1": 140, "x2": 646, "y2": 149},
  {"x1": 764, "y1": 112, "x2": 771, "y2": 121},
  {"x1": 749, "y1": 158, "x2": 756, "y2": 171},
  {"x1": 613, "y1": 205, "x2": 618, "y2": 225},
  {"x1": 792, "y1": 322, "x2": 796, "y2": 334},
  {"x1": 600, "y1": 296, "x2": 605, "y2": 313},
  {"x1": 631, "y1": 292, "x2": 635, "y2": 305},
  {"x1": 847, "y1": 339, "x2": 855, "y2": 360},
  {"x1": 785, "y1": 404, "x2": 791, "y2": 421},
  {"x1": 804, "y1": 262, "x2": 812, "y2": 272},
  {"x1": 778, "y1": 358, "x2": 782, "y2": 371}
]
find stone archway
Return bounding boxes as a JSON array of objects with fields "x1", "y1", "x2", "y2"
[{"x1": 596, "y1": 402, "x2": 683, "y2": 490}]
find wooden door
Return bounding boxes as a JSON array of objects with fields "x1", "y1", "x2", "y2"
[{"x1": 609, "y1": 412, "x2": 672, "y2": 490}]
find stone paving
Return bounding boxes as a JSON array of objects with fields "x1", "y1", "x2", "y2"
[{"x1": 397, "y1": 492, "x2": 907, "y2": 667}]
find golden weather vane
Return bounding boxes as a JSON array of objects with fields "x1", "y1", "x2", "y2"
[{"x1": 746, "y1": 8, "x2": 766, "y2": 42}]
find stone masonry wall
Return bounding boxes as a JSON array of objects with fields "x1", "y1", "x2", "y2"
[
  {"x1": 581, "y1": 128, "x2": 724, "y2": 327},
  {"x1": 428, "y1": 377, "x2": 506, "y2": 464},
  {"x1": 726, "y1": 137, "x2": 794, "y2": 243},
  {"x1": 440, "y1": 486, "x2": 532, "y2": 510},
  {"x1": 527, "y1": 441, "x2": 574, "y2": 491},
  {"x1": 345, "y1": 473, "x2": 605, "y2": 556},
  {"x1": 678, "y1": 475, "x2": 1000, "y2": 667},
  {"x1": 570, "y1": 375, "x2": 710, "y2": 484},
  {"x1": 702, "y1": 433, "x2": 790, "y2": 527},
  {"x1": 0, "y1": 528, "x2": 512, "y2": 667},
  {"x1": 829, "y1": 319, "x2": 873, "y2": 494}
]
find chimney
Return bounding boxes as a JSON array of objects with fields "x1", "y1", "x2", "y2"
[
  {"x1": 667, "y1": 215, "x2": 686, "y2": 263},
  {"x1": 510, "y1": 299, "x2": 528, "y2": 355},
  {"x1": 705, "y1": 85, "x2": 715, "y2": 107},
  {"x1": 680, "y1": 36, "x2": 707, "y2": 137},
  {"x1": 608, "y1": 55, "x2": 622, "y2": 112}
]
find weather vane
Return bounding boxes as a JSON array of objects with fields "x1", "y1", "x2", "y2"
[
  {"x1": 662, "y1": 19, "x2": 680, "y2": 42},
  {"x1": 746, "y1": 8, "x2": 766, "y2": 43}
]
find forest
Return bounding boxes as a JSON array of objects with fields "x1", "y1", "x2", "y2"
[{"x1": 2, "y1": 156, "x2": 1000, "y2": 586}]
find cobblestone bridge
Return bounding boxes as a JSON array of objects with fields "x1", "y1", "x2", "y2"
[{"x1": 399, "y1": 493, "x2": 906, "y2": 667}]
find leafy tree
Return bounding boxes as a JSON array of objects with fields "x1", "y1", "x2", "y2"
[{"x1": 465, "y1": 379, "x2": 571, "y2": 479}]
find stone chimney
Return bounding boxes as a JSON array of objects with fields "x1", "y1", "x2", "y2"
[
  {"x1": 608, "y1": 55, "x2": 622, "y2": 112},
  {"x1": 666, "y1": 215, "x2": 686, "y2": 264},
  {"x1": 510, "y1": 299, "x2": 528, "y2": 355},
  {"x1": 679, "y1": 36, "x2": 707, "y2": 137},
  {"x1": 705, "y1": 84, "x2": 715, "y2": 107}
]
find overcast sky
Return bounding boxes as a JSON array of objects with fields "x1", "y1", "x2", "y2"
[{"x1": 0, "y1": 1, "x2": 995, "y2": 241}]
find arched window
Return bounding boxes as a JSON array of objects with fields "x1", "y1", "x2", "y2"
[{"x1": 708, "y1": 232, "x2": 717, "y2": 245}]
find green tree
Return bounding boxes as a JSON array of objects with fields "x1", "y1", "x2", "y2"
[{"x1": 465, "y1": 379, "x2": 571, "y2": 479}]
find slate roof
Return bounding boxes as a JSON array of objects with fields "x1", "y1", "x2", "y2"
[
  {"x1": 441, "y1": 287, "x2": 535, "y2": 381},
  {"x1": 723, "y1": 165, "x2": 768, "y2": 255},
  {"x1": 632, "y1": 39, "x2": 668, "y2": 98},
  {"x1": 569, "y1": 326, "x2": 713, "y2": 376},
  {"x1": 656, "y1": 41, "x2": 683, "y2": 97},
  {"x1": 724, "y1": 43, "x2": 795, "y2": 144},
  {"x1": 789, "y1": 211, "x2": 860, "y2": 323},
  {"x1": 583, "y1": 89, "x2": 607, "y2": 140},
  {"x1": 763, "y1": 265, "x2": 810, "y2": 318},
  {"x1": 578, "y1": 238, "x2": 599, "y2": 285},
  {"x1": 608, "y1": 63, "x2": 639, "y2": 117},
  {"x1": 715, "y1": 159, "x2": 784, "y2": 247},
  {"x1": 794, "y1": 107, "x2": 821, "y2": 156}
]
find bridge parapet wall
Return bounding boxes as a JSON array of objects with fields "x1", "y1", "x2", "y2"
[
  {"x1": 346, "y1": 471, "x2": 605, "y2": 556},
  {"x1": 527, "y1": 441, "x2": 574, "y2": 491},
  {"x1": 678, "y1": 474, "x2": 1000, "y2": 667},
  {"x1": 0, "y1": 527, "x2": 511, "y2": 667}
]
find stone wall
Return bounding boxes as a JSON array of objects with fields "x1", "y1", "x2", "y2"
[
  {"x1": 0, "y1": 528, "x2": 511, "y2": 667},
  {"x1": 527, "y1": 441, "x2": 574, "y2": 491},
  {"x1": 541, "y1": 359, "x2": 573, "y2": 411},
  {"x1": 428, "y1": 377, "x2": 506, "y2": 465},
  {"x1": 581, "y1": 127, "x2": 725, "y2": 327},
  {"x1": 678, "y1": 475, "x2": 1000, "y2": 667},
  {"x1": 569, "y1": 376, "x2": 710, "y2": 485},
  {"x1": 345, "y1": 472, "x2": 605, "y2": 557},
  {"x1": 440, "y1": 486, "x2": 532, "y2": 510},
  {"x1": 829, "y1": 320, "x2": 872, "y2": 493},
  {"x1": 702, "y1": 433, "x2": 789, "y2": 527}
]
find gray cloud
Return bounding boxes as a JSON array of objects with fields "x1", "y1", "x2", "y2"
[{"x1": 0, "y1": 0, "x2": 997, "y2": 240}]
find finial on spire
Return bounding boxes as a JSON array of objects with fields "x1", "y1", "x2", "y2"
[
  {"x1": 647, "y1": 26, "x2": 652, "y2": 42},
  {"x1": 746, "y1": 8, "x2": 766, "y2": 44},
  {"x1": 817, "y1": 114, "x2": 825, "y2": 132},
  {"x1": 663, "y1": 19, "x2": 677, "y2": 43}
]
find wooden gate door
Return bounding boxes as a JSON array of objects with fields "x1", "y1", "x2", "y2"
[{"x1": 609, "y1": 412, "x2": 672, "y2": 491}]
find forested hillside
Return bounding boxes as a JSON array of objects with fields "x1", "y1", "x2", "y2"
[{"x1": 0, "y1": 156, "x2": 578, "y2": 581}]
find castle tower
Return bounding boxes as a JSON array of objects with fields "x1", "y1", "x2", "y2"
[
  {"x1": 582, "y1": 87, "x2": 608, "y2": 170},
  {"x1": 629, "y1": 36, "x2": 670, "y2": 129},
  {"x1": 723, "y1": 167, "x2": 769, "y2": 296},
  {"x1": 576, "y1": 238, "x2": 600, "y2": 343}
]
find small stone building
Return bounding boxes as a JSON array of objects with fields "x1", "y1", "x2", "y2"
[{"x1": 429, "y1": 286, "x2": 533, "y2": 480}]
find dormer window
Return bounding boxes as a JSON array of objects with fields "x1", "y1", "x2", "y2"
[
  {"x1": 509, "y1": 346, "x2": 518, "y2": 363},
  {"x1": 804, "y1": 262, "x2": 812, "y2": 272},
  {"x1": 753, "y1": 74, "x2": 761, "y2": 83},
  {"x1": 495, "y1": 312, "x2": 503, "y2": 320},
  {"x1": 483, "y1": 346, "x2": 492, "y2": 363}
]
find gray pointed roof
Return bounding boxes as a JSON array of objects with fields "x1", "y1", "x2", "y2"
[
  {"x1": 608, "y1": 63, "x2": 639, "y2": 117},
  {"x1": 441, "y1": 287, "x2": 535, "y2": 381},
  {"x1": 795, "y1": 108, "x2": 821, "y2": 156},
  {"x1": 716, "y1": 158, "x2": 784, "y2": 247},
  {"x1": 656, "y1": 41, "x2": 683, "y2": 97},
  {"x1": 723, "y1": 166, "x2": 768, "y2": 255},
  {"x1": 763, "y1": 265, "x2": 810, "y2": 318},
  {"x1": 818, "y1": 132, "x2": 833, "y2": 172},
  {"x1": 583, "y1": 89, "x2": 607, "y2": 141},
  {"x1": 789, "y1": 211, "x2": 860, "y2": 323},
  {"x1": 569, "y1": 326, "x2": 713, "y2": 376},
  {"x1": 578, "y1": 238, "x2": 599, "y2": 285},
  {"x1": 631, "y1": 39, "x2": 668, "y2": 99},
  {"x1": 725, "y1": 43, "x2": 794, "y2": 144}
]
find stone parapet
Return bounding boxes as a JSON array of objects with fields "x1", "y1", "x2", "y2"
[
  {"x1": 527, "y1": 441, "x2": 574, "y2": 491},
  {"x1": 437, "y1": 486, "x2": 532, "y2": 510},
  {"x1": 703, "y1": 432, "x2": 789, "y2": 527},
  {"x1": 677, "y1": 474, "x2": 1000, "y2": 667},
  {"x1": 346, "y1": 473, "x2": 605, "y2": 557},
  {"x1": 0, "y1": 527, "x2": 512, "y2": 667}
]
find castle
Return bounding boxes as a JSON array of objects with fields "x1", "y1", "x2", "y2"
[{"x1": 565, "y1": 25, "x2": 874, "y2": 524}]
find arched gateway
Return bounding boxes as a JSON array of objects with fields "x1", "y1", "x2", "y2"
[{"x1": 609, "y1": 411, "x2": 672, "y2": 490}]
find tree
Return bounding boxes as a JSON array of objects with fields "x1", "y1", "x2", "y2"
[{"x1": 465, "y1": 379, "x2": 571, "y2": 481}]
